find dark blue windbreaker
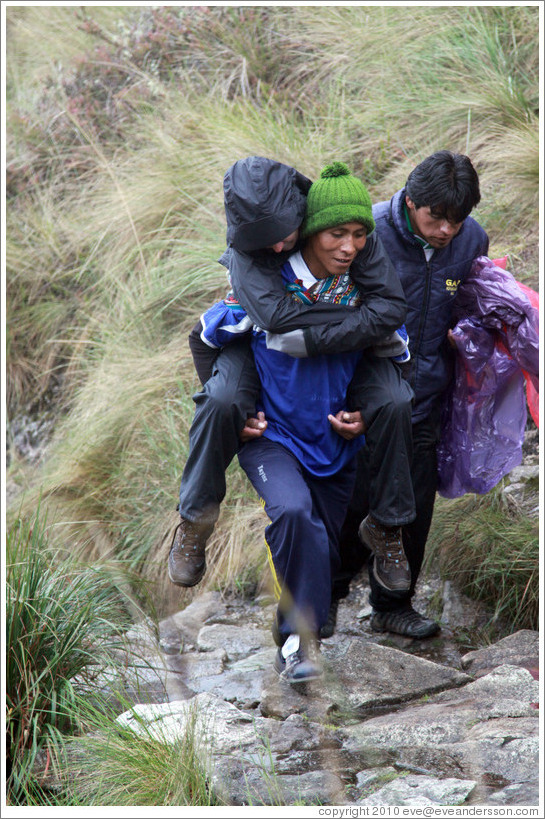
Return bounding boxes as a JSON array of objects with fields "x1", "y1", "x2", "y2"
[{"x1": 373, "y1": 189, "x2": 489, "y2": 421}]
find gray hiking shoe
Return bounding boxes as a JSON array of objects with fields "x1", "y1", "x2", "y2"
[
  {"x1": 370, "y1": 606, "x2": 440, "y2": 639},
  {"x1": 273, "y1": 634, "x2": 323, "y2": 684},
  {"x1": 359, "y1": 514, "x2": 411, "y2": 592},
  {"x1": 168, "y1": 517, "x2": 210, "y2": 587}
]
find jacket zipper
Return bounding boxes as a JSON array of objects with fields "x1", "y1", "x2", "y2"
[{"x1": 411, "y1": 254, "x2": 432, "y2": 392}]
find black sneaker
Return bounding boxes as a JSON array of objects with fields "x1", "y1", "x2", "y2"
[
  {"x1": 370, "y1": 606, "x2": 440, "y2": 639},
  {"x1": 168, "y1": 517, "x2": 211, "y2": 587},
  {"x1": 359, "y1": 514, "x2": 411, "y2": 592},
  {"x1": 274, "y1": 634, "x2": 323, "y2": 683},
  {"x1": 319, "y1": 598, "x2": 340, "y2": 639}
]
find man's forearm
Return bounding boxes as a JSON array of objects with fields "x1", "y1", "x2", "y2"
[
  {"x1": 228, "y1": 248, "x2": 358, "y2": 332},
  {"x1": 304, "y1": 298, "x2": 406, "y2": 356},
  {"x1": 229, "y1": 233, "x2": 407, "y2": 354}
]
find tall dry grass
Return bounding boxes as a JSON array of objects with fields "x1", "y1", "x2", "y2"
[{"x1": 5, "y1": 4, "x2": 540, "y2": 616}]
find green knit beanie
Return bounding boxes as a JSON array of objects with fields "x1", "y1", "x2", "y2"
[{"x1": 301, "y1": 161, "x2": 375, "y2": 239}]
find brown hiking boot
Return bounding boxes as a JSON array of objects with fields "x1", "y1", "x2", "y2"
[
  {"x1": 168, "y1": 517, "x2": 210, "y2": 587},
  {"x1": 358, "y1": 514, "x2": 411, "y2": 592}
]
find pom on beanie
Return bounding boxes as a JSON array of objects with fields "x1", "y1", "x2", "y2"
[{"x1": 301, "y1": 162, "x2": 375, "y2": 239}]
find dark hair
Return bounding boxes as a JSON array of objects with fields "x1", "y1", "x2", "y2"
[{"x1": 405, "y1": 151, "x2": 481, "y2": 223}]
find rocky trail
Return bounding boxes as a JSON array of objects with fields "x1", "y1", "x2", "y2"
[{"x1": 92, "y1": 567, "x2": 539, "y2": 808}]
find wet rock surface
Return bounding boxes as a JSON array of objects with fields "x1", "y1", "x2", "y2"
[{"x1": 108, "y1": 579, "x2": 540, "y2": 807}]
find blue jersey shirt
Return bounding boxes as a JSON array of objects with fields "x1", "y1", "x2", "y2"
[
  {"x1": 200, "y1": 253, "x2": 365, "y2": 477},
  {"x1": 251, "y1": 256, "x2": 363, "y2": 476}
]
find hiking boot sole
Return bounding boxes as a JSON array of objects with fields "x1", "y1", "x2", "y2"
[
  {"x1": 275, "y1": 666, "x2": 323, "y2": 684},
  {"x1": 168, "y1": 563, "x2": 206, "y2": 587},
  {"x1": 372, "y1": 569, "x2": 411, "y2": 592}
]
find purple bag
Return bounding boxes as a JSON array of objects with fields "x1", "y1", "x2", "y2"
[
  {"x1": 453, "y1": 256, "x2": 539, "y2": 388},
  {"x1": 437, "y1": 257, "x2": 539, "y2": 498}
]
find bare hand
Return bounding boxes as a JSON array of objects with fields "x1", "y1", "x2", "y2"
[
  {"x1": 328, "y1": 410, "x2": 366, "y2": 440},
  {"x1": 240, "y1": 411, "x2": 268, "y2": 442},
  {"x1": 447, "y1": 329, "x2": 457, "y2": 349}
]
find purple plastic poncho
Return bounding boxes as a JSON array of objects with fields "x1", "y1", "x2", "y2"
[{"x1": 437, "y1": 256, "x2": 539, "y2": 498}]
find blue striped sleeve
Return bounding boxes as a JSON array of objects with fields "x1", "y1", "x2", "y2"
[{"x1": 199, "y1": 300, "x2": 254, "y2": 349}]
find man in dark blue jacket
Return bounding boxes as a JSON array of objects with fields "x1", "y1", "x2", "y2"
[{"x1": 333, "y1": 151, "x2": 489, "y2": 638}]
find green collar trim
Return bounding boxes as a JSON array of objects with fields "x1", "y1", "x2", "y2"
[{"x1": 403, "y1": 203, "x2": 432, "y2": 250}]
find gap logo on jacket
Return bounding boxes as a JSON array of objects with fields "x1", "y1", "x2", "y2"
[{"x1": 373, "y1": 189, "x2": 489, "y2": 421}]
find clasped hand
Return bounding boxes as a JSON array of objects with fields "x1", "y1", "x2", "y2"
[
  {"x1": 328, "y1": 410, "x2": 366, "y2": 440},
  {"x1": 240, "y1": 409, "x2": 366, "y2": 443},
  {"x1": 240, "y1": 411, "x2": 268, "y2": 442}
]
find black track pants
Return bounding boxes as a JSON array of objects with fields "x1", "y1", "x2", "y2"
[
  {"x1": 333, "y1": 408, "x2": 441, "y2": 609},
  {"x1": 178, "y1": 337, "x2": 260, "y2": 525}
]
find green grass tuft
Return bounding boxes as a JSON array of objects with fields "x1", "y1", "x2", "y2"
[
  {"x1": 5, "y1": 508, "x2": 149, "y2": 803},
  {"x1": 59, "y1": 700, "x2": 219, "y2": 806},
  {"x1": 425, "y1": 490, "x2": 539, "y2": 633}
]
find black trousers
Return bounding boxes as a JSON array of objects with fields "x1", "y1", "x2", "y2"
[
  {"x1": 333, "y1": 407, "x2": 442, "y2": 611},
  {"x1": 178, "y1": 337, "x2": 260, "y2": 526}
]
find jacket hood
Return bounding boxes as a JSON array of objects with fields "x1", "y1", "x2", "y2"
[{"x1": 223, "y1": 156, "x2": 311, "y2": 253}]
